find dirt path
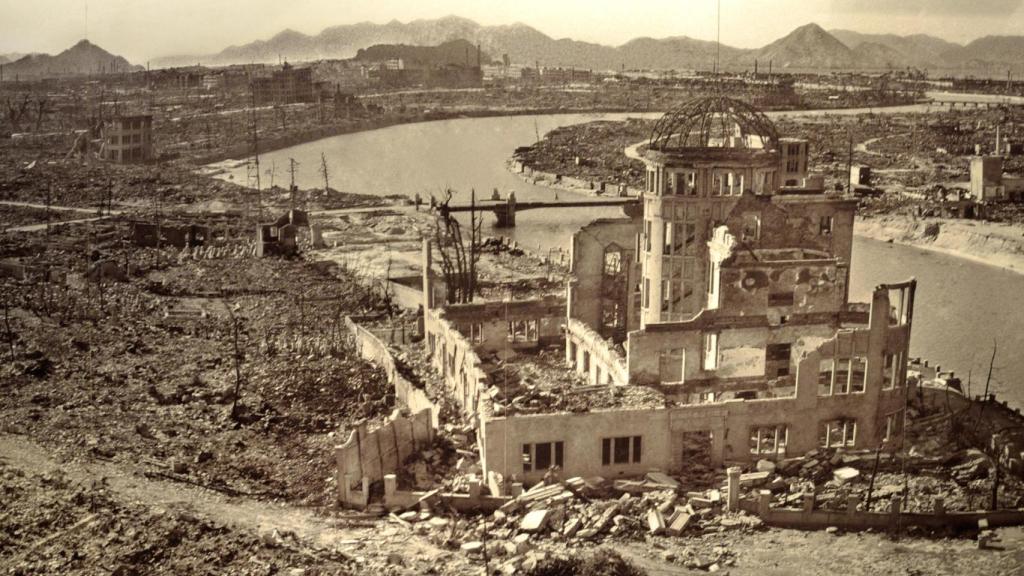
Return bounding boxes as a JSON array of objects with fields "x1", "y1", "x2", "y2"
[
  {"x1": 0, "y1": 200, "x2": 121, "y2": 232},
  {"x1": 0, "y1": 433, "x2": 471, "y2": 574}
]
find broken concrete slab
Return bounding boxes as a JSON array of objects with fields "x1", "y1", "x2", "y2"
[{"x1": 520, "y1": 509, "x2": 550, "y2": 532}]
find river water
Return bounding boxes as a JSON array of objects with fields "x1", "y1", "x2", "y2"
[{"x1": 217, "y1": 108, "x2": 1024, "y2": 407}]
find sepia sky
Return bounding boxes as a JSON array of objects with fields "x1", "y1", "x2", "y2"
[{"x1": 2, "y1": 0, "x2": 1024, "y2": 62}]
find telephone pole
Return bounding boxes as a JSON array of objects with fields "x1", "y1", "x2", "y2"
[
  {"x1": 288, "y1": 158, "x2": 299, "y2": 210},
  {"x1": 247, "y1": 91, "x2": 262, "y2": 223}
]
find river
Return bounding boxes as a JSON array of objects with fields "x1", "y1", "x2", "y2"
[{"x1": 217, "y1": 108, "x2": 1023, "y2": 407}]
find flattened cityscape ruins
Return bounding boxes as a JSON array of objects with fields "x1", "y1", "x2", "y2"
[{"x1": 7, "y1": 6, "x2": 1024, "y2": 575}]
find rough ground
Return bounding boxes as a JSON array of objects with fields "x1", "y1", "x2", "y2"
[{"x1": 4, "y1": 431, "x2": 1024, "y2": 575}]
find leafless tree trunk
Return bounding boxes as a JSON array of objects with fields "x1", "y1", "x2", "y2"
[
  {"x1": 5, "y1": 94, "x2": 31, "y2": 132},
  {"x1": 33, "y1": 94, "x2": 49, "y2": 132},
  {"x1": 319, "y1": 152, "x2": 330, "y2": 194},
  {"x1": 4, "y1": 301, "x2": 15, "y2": 362},
  {"x1": 433, "y1": 190, "x2": 480, "y2": 304}
]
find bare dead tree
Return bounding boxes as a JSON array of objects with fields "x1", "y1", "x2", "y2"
[
  {"x1": 33, "y1": 93, "x2": 49, "y2": 132},
  {"x1": 226, "y1": 301, "x2": 247, "y2": 424},
  {"x1": 318, "y1": 152, "x2": 330, "y2": 194},
  {"x1": 433, "y1": 189, "x2": 480, "y2": 304},
  {"x1": 5, "y1": 93, "x2": 31, "y2": 132},
  {"x1": 3, "y1": 299, "x2": 15, "y2": 362}
]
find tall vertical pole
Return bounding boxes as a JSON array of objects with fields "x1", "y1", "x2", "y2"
[
  {"x1": 250, "y1": 91, "x2": 262, "y2": 224},
  {"x1": 470, "y1": 189, "x2": 476, "y2": 301},
  {"x1": 847, "y1": 129, "x2": 854, "y2": 194},
  {"x1": 715, "y1": 0, "x2": 721, "y2": 75}
]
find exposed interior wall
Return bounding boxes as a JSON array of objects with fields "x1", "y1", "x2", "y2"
[
  {"x1": 442, "y1": 296, "x2": 566, "y2": 355},
  {"x1": 568, "y1": 217, "x2": 642, "y2": 340},
  {"x1": 423, "y1": 307, "x2": 490, "y2": 418},
  {"x1": 625, "y1": 310, "x2": 840, "y2": 387},
  {"x1": 565, "y1": 317, "x2": 629, "y2": 386}
]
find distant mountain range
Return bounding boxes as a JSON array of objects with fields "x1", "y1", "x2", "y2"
[
  {"x1": 2, "y1": 40, "x2": 141, "y2": 79},
  {"x1": 149, "y1": 16, "x2": 1024, "y2": 75}
]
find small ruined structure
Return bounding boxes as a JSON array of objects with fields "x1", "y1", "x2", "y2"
[
  {"x1": 101, "y1": 114, "x2": 153, "y2": 164},
  {"x1": 256, "y1": 209, "x2": 312, "y2": 257},
  {"x1": 970, "y1": 155, "x2": 1024, "y2": 202}
]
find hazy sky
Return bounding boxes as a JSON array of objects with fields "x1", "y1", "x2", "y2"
[{"x1": 3, "y1": 0, "x2": 1024, "y2": 62}]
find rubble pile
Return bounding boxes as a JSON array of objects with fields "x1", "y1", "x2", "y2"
[
  {"x1": 478, "y1": 349, "x2": 665, "y2": 416},
  {"x1": 728, "y1": 446, "x2": 1024, "y2": 514},
  {"x1": 390, "y1": 471, "x2": 761, "y2": 574}
]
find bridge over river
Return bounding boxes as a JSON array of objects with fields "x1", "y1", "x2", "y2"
[{"x1": 444, "y1": 196, "x2": 639, "y2": 227}]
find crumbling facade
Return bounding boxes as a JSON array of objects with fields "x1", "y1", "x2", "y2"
[
  {"x1": 417, "y1": 96, "x2": 917, "y2": 488},
  {"x1": 101, "y1": 114, "x2": 153, "y2": 164},
  {"x1": 251, "y1": 63, "x2": 315, "y2": 105}
]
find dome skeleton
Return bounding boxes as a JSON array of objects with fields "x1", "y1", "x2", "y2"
[{"x1": 648, "y1": 96, "x2": 780, "y2": 151}]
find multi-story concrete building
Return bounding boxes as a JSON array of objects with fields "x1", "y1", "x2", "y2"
[
  {"x1": 415, "y1": 96, "x2": 916, "y2": 486},
  {"x1": 251, "y1": 63, "x2": 314, "y2": 105},
  {"x1": 101, "y1": 114, "x2": 153, "y2": 164}
]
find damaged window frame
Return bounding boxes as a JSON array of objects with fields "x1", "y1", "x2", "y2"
[
  {"x1": 507, "y1": 319, "x2": 539, "y2": 343},
  {"x1": 602, "y1": 435, "x2": 643, "y2": 466},
  {"x1": 749, "y1": 424, "x2": 789, "y2": 457},
  {"x1": 819, "y1": 418, "x2": 857, "y2": 448},
  {"x1": 522, "y1": 441, "x2": 564, "y2": 473}
]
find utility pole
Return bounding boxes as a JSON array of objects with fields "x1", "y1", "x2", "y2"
[
  {"x1": 470, "y1": 189, "x2": 476, "y2": 300},
  {"x1": 715, "y1": 0, "x2": 721, "y2": 76},
  {"x1": 45, "y1": 184, "x2": 52, "y2": 237},
  {"x1": 846, "y1": 128, "x2": 854, "y2": 194},
  {"x1": 288, "y1": 158, "x2": 299, "y2": 210},
  {"x1": 248, "y1": 90, "x2": 262, "y2": 223}
]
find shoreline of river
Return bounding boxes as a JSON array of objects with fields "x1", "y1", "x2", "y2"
[
  {"x1": 854, "y1": 215, "x2": 1024, "y2": 276},
  {"x1": 199, "y1": 98, "x2": 933, "y2": 170}
]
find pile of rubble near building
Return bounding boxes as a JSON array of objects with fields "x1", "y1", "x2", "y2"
[{"x1": 370, "y1": 441, "x2": 1019, "y2": 574}]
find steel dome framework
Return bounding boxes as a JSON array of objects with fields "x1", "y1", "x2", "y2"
[{"x1": 648, "y1": 96, "x2": 780, "y2": 151}]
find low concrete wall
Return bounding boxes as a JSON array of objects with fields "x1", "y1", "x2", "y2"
[
  {"x1": 346, "y1": 316, "x2": 438, "y2": 425},
  {"x1": 335, "y1": 408, "x2": 434, "y2": 506},
  {"x1": 744, "y1": 490, "x2": 1024, "y2": 532}
]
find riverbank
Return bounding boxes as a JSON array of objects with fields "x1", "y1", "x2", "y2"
[
  {"x1": 199, "y1": 97, "x2": 931, "y2": 170},
  {"x1": 505, "y1": 158, "x2": 642, "y2": 199},
  {"x1": 197, "y1": 106, "x2": 652, "y2": 167},
  {"x1": 855, "y1": 215, "x2": 1024, "y2": 276}
]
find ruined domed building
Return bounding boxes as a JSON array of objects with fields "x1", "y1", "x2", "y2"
[{"x1": 411, "y1": 96, "x2": 917, "y2": 486}]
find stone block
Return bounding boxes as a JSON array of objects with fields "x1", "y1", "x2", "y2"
[
  {"x1": 647, "y1": 509, "x2": 666, "y2": 535},
  {"x1": 520, "y1": 509, "x2": 550, "y2": 533},
  {"x1": 666, "y1": 512, "x2": 694, "y2": 536}
]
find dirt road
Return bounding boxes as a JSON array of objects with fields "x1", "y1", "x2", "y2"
[{"x1": 0, "y1": 433, "x2": 473, "y2": 575}]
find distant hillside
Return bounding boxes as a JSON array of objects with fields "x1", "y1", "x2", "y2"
[
  {"x1": 751, "y1": 23, "x2": 856, "y2": 70},
  {"x1": 3, "y1": 40, "x2": 141, "y2": 79},
  {"x1": 850, "y1": 42, "x2": 906, "y2": 70},
  {"x1": 148, "y1": 16, "x2": 1024, "y2": 75},
  {"x1": 830, "y1": 29, "x2": 960, "y2": 68},
  {"x1": 947, "y1": 36, "x2": 1024, "y2": 70},
  {"x1": 355, "y1": 39, "x2": 491, "y2": 67}
]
